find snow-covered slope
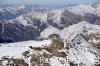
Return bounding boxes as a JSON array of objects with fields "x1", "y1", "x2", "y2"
[
  {"x1": 68, "y1": 4, "x2": 100, "y2": 16},
  {"x1": 40, "y1": 21, "x2": 100, "y2": 66},
  {"x1": 0, "y1": 40, "x2": 51, "y2": 59},
  {"x1": 41, "y1": 26, "x2": 61, "y2": 38},
  {"x1": 61, "y1": 21, "x2": 100, "y2": 41},
  {"x1": 0, "y1": 21, "x2": 100, "y2": 66},
  {"x1": 47, "y1": 9, "x2": 64, "y2": 25},
  {"x1": 0, "y1": 4, "x2": 100, "y2": 42},
  {"x1": 41, "y1": 21, "x2": 100, "y2": 40},
  {"x1": 0, "y1": 4, "x2": 100, "y2": 66}
]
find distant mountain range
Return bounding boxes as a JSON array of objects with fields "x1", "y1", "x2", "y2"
[{"x1": 0, "y1": 4, "x2": 100, "y2": 43}]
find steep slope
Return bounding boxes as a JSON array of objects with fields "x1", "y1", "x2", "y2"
[
  {"x1": 41, "y1": 21, "x2": 100, "y2": 65},
  {"x1": 0, "y1": 4, "x2": 100, "y2": 43},
  {"x1": 41, "y1": 21, "x2": 100, "y2": 40},
  {"x1": 0, "y1": 22, "x2": 100, "y2": 66}
]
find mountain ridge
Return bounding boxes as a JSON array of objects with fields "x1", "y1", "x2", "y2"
[
  {"x1": 0, "y1": 21, "x2": 100, "y2": 66},
  {"x1": 0, "y1": 4, "x2": 100, "y2": 42}
]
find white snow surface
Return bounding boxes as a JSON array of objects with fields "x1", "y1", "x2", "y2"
[
  {"x1": 47, "y1": 9, "x2": 64, "y2": 25},
  {"x1": 0, "y1": 21, "x2": 100, "y2": 66},
  {"x1": 68, "y1": 4, "x2": 100, "y2": 16},
  {"x1": 41, "y1": 26, "x2": 61, "y2": 38},
  {"x1": 7, "y1": 4, "x2": 100, "y2": 27},
  {"x1": 0, "y1": 40, "x2": 51, "y2": 59},
  {"x1": 41, "y1": 21, "x2": 100, "y2": 41}
]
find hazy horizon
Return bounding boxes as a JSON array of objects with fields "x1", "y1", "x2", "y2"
[{"x1": 0, "y1": 0, "x2": 100, "y2": 7}]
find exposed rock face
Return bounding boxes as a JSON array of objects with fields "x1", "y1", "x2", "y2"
[
  {"x1": 83, "y1": 13, "x2": 100, "y2": 24},
  {"x1": 0, "y1": 22, "x2": 100, "y2": 66},
  {"x1": 61, "y1": 10, "x2": 100, "y2": 27},
  {"x1": 0, "y1": 22, "x2": 47, "y2": 42},
  {"x1": 95, "y1": 19, "x2": 100, "y2": 25},
  {"x1": 0, "y1": 36, "x2": 99, "y2": 66},
  {"x1": 0, "y1": 4, "x2": 100, "y2": 42},
  {"x1": 60, "y1": 10, "x2": 82, "y2": 27}
]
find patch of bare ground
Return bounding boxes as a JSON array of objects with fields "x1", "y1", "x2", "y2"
[
  {"x1": 95, "y1": 19, "x2": 100, "y2": 25},
  {"x1": 43, "y1": 63, "x2": 51, "y2": 66},
  {"x1": 12, "y1": 59, "x2": 28, "y2": 66},
  {"x1": 1, "y1": 57, "x2": 28, "y2": 66},
  {"x1": 22, "y1": 50, "x2": 30, "y2": 57},
  {"x1": 96, "y1": 64, "x2": 100, "y2": 66},
  {"x1": 80, "y1": 33, "x2": 100, "y2": 42},
  {"x1": 29, "y1": 46, "x2": 43, "y2": 51},
  {"x1": 26, "y1": 38, "x2": 67, "y2": 65},
  {"x1": 69, "y1": 62, "x2": 76, "y2": 66},
  {"x1": 21, "y1": 38, "x2": 69, "y2": 65},
  {"x1": 80, "y1": 33, "x2": 100, "y2": 49},
  {"x1": 96, "y1": 43, "x2": 100, "y2": 49}
]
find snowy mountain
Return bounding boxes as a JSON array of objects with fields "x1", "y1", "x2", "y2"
[
  {"x1": 0, "y1": 4, "x2": 100, "y2": 43},
  {"x1": 41, "y1": 21, "x2": 100, "y2": 40},
  {"x1": 0, "y1": 4, "x2": 100, "y2": 66},
  {"x1": 67, "y1": 4, "x2": 100, "y2": 16},
  {"x1": 0, "y1": 21, "x2": 100, "y2": 66}
]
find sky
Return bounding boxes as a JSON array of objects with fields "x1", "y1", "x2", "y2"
[{"x1": 0, "y1": 0, "x2": 100, "y2": 7}]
